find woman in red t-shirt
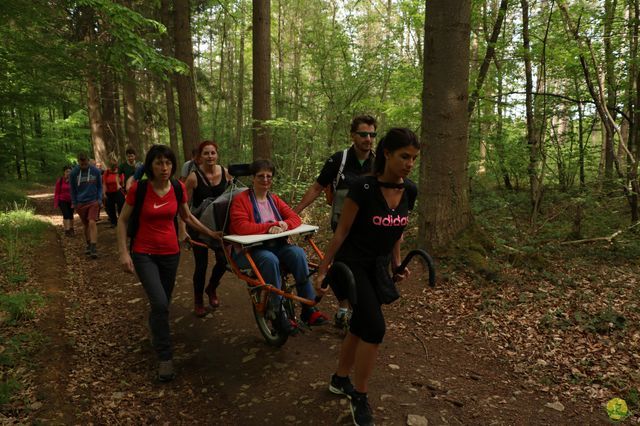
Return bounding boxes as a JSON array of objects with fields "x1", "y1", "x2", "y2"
[
  {"x1": 53, "y1": 165, "x2": 74, "y2": 236},
  {"x1": 102, "y1": 154, "x2": 125, "y2": 227},
  {"x1": 116, "y1": 145, "x2": 222, "y2": 382}
]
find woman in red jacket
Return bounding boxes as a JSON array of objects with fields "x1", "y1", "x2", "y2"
[
  {"x1": 229, "y1": 159, "x2": 328, "y2": 334},
  {"x1": 103, "y1": 154, "x2": 125, "y2": 227}
]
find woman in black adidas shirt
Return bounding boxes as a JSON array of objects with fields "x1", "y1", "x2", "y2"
[
  {"x1": 315, "y1": 128, "x2": 419, "y2": 426},
  {"x1": 185, "y1": 140, "x2": 231, "y2": 317}
]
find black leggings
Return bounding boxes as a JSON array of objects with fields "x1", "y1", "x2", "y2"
[
  {"x1": 105, "y1": 190, "x2": 125, "y2": 225},
  {"x1": 58, "y1": 201, "x2": 74, "y2": 220},
  {"x1": 192, "y1": 243, "x2": 227, "y2": 302},
  {"x1": 331, "y1": 261, "x2": 385, "y2": 344}
]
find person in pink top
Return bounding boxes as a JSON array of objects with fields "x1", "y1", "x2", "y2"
[
  {"x1": 229, "y1": 159, "x2": 329, "y2": 334},
  {"x1": 53, "y1": 165, "x2": 74, "y2": 236}
]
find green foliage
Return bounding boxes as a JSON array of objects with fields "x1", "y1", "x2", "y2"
[
  {"x1": 0, "y1": 331, "x2": 44, "y2": 405},
  {"x1": 0, "y1": 206, "x2": 48, "y2": 285},
  {"x1": 0, "y1": 183, "x2": 29, "y2": 209},
  {"x1": 626, "y1": 388, "x2": 640, "y2": 411},
  {"x1": 0, "y1": 379, "x2": 20, "y2": 405},
  {"x1": 77, "y1": 0, "x2": 188, "y2": 75},
  {"x1": 574, "y1": 307, "x2": 626, "y2": 334},
  {"x1": 0, "y1": 200, "x2": 48, "y2": 408},
  {"x1": 0, "y1": 293, "x2": 44, "y2": 323}
]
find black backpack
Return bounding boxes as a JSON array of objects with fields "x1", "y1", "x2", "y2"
[{"x1": 127, "y1": 178, "x2": 184, "y2": 250}]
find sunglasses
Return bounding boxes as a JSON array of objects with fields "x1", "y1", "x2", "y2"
[
  {"x1": 355, "y1": 131, "x2": 377, "y2": 138},
  {"x1": 255, "y1": 174, "x2": 273, "y2": 181}
]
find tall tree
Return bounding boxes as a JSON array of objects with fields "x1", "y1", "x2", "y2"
[
  {"x1": 468, "y1": 0, "x2": 508, "y2": 117},
  {"x1": 100, "y1": 67, "x2": 118, "y2": 155},
  {"x1": 159, "y1": 0, "x2": 179, "y2": 159},
  {"x1": 87, "y1": 72, "x2": 108, "y2": 165},
  {"x1": 174, "y1": 0, "x2": 201, "y2": 159},
  {"x1": 252, "y1": 0, "x2": 272, "y2": 160},
  {"x1": 122, "y1": 69, "x2": 142, "y2": 155},
  {"x1": 419, "y1": 0, "x2": 472, "y2": 249}
]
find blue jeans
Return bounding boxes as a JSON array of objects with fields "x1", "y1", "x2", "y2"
[
  {"x1": 132, "y1": 252, "x2": 180, "y2": 361},
  {"x1": 233, "y1": 241, "x2": 316, "y2": 308}
]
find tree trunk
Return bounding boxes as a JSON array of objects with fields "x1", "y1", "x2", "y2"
[
  {"x1": 101, "y1": 67, "x2": 118, "y2": 155},
  {"x1": 87, "y1": 73, "x2": 108, "y2": 165},
  {"x1": 18, "y1": 110, "x2": 29, "y2": 180},
  {"x1": 122, "y1": 69, "x2": 142, "y2": 155},
  {"x1": 235, "y1": 2, "x2": 246, "y2": 163},
  {"x1": 521, "y1": 0, "x2": 544, "y2": 220},
  {"x1": 468, "y1": 0, "x2": 508, "y2": 117},
  {"x1": 604, "y1": 0, "x2": 618, "y2": 179},
  {"x1": 114, "y1": 78, "x2": 125, "y2": 155},
  {"x1": 174, "y1": 0, "x2": 200, "y2": 160},
  {"x1": 33, "y1": 109, "x2": 46, "y2": 171},
  {"x1": 418, "y1": 0, "x2": 472, "y2": 250},
  {"x1": 159, "y1": 0, "x2": 180, "y2": 160},
  {"x1": 252, "y1": 0, "x2": 272, "y2": 160}
]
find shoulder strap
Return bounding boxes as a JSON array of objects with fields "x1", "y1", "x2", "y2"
[
  {"x1": 170, "y1": 178, "x2": 183, "y2": 240},
  {"x1": 127, "y1": 180, "x2": 148, "y2": 250},
  {"x1": 248, "y1": 189, "x2": 283, "y2": 223},
  {"x1": 171, "y1": 178, "x2": 183, "y2": 207},
  {"x1": 194, "y1": 166, "x2": 211, "y2": 187},
  {"x1": 332, "y1": 148, "x2": 349, "y2": 190}
]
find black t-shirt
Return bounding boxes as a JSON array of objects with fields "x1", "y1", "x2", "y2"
[
  {"x1": 316, "y1": 146, "x2": 374, "y2": 190},
  {"x1": 191, "y1": 166, "x2": 227, "y2": 208},
  {"x1": 119, "y1": 162, "x2": 140, "y2": 184},
  {"x1": 336, "y1": 175, "x2": 417, "y2": 263}
]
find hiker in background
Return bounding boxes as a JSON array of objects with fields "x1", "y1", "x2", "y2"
[
  {"x1": 184, "y1": 140, "x2": 231, "y2": 317},
  {"x1": 180, "y1": 147, "x2": 199, "y2": 181},
  {"x1": 315, "y1": 128, "x2": 419, "y2": 426},
  {"x1": 119, "y1": 147, "x2": 142, "y2": 190},
  {"x1": 117, "y1": 145, "x2": 222, "y2": 382},
  {"x1": 294, "y1": 114, "x2": 377, "y2": 329},
  {"x1": 103, "y1": 153, "x2": 125, "y2": 228},
  {"x1": 70, "y1": 152, "x2": 102, "y2": 259},
  {"x1": 54, "y1": 165, "x2": 74, "y2": 236},
  {"x1": 126, "y1": 162, "x2": 146, "y2": 191}
]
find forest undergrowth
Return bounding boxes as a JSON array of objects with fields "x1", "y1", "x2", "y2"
[{"x1": 439, "y1": 184, "x2": 640, "y2": 416}]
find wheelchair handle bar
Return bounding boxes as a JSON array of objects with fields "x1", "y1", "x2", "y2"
[
  {"x1": 315, "y1": 262, "x2": 357, "y2": 306},
  {"x1": 395, "y1": 249, "x2": 436, "y2": 287}
]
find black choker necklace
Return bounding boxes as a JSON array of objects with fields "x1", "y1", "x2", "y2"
[{"x1": 378, "y1": 180, "x2": 405, "y2": 189}]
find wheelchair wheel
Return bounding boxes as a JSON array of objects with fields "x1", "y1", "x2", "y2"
[{"x1": 251, "y1": 287, "x2": 290, "y2": 347}]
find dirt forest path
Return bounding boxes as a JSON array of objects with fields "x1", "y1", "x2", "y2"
[{"x1": 26, "y1": 189, "x2": 608, "y2": 425}]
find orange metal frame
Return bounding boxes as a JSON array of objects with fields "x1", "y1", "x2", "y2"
[{"x1": 190, "y1": 232, "x2": 325, "y2": 312}]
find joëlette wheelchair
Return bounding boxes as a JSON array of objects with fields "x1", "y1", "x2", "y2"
[{"x1": 189, "y1": 163, "x2": 435, "y2": 347}]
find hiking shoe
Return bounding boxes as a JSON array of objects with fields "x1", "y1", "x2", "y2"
[
  {"x1": 194, "y1": 303, "x2": 207, "y2": 317},
  {"x1": 329, "y1": 374, "x2": 354, "y2": 398},
  {"x1": 90, "y1": 245, "x2": 97, "y2": 259},
  {"x1": 158, "y1": 360, "x2": 175, "y2": 382},
  {"x1": 301, "y1": 307, "x2": 329, "y2": 326},
  {"x1": 334, "y1": 310, "x2": 351, "y2": 329},
  {"x1": 205, "y1": 286, "x2": 220, "y2": 309},
  {"x1": 85, "y1": 243, "x2": 91, "y2": 255},
  {"x1": 350, "y1": 392, "x2": 374, "y2": 426}
]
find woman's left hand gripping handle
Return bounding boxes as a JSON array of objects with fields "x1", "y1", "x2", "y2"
[{"x1": 314, "y1": 272, "x2": 329, "y2": 303}]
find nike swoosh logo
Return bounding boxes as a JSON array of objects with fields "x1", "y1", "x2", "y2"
[{"x1": 153, "y1": 202, "x2": 169, "y2": 209}]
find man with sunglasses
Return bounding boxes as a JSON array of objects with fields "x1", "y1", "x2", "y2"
[{"x1": 294, "y1": 114, "x2": 377, "y2": 329}]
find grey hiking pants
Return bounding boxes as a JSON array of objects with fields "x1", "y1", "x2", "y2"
[{"x1": 132, "y1": 252, "x2": 180, "y2": 361}]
